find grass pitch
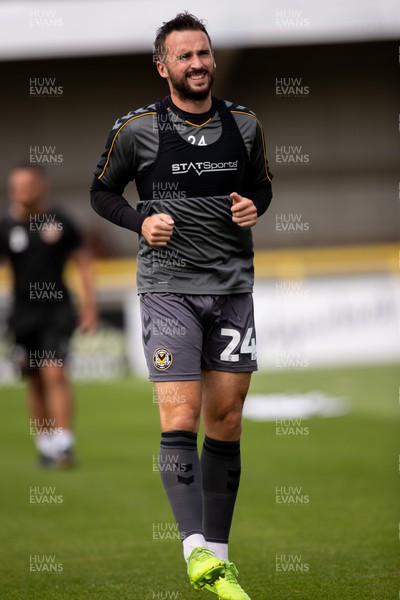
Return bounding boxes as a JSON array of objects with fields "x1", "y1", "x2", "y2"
[{"x1": 0, "y1": 363, "x2": 398, "y2": 599}]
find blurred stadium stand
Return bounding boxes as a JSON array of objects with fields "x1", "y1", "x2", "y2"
[
  {"x1": 0, "y1": 0, "x2": 399, "y2": 380},
  {"x1": 0, "y1": 42, "x2": 399, "y2": 254}
]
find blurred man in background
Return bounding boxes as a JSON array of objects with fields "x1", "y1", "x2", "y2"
[
  {"x1": 0, "y1": 163, "x2": 97, "y2": 467},
  {"x1": 91, "y1": 12, "x2": 272, "y2": 600}
]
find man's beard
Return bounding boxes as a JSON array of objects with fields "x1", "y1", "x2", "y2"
[{"x1": 168, "y1": 67, "x2": 215, "y2": 101}]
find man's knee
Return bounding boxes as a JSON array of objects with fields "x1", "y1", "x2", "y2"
[
  {"x1": 155, "y1": 380, "x2": 201, "y2": 432},
  {"x1": 206, "y1": 404, "x2": 243, "y2": 439},
  {"x1": 40, "y1": 365, "x2": 68, "y2": 385},
  {"x1": 160, "y1": 405, "x2": 200, "y2": 432}
]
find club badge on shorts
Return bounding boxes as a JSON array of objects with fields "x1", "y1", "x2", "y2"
[{"x1": 153, "y1": 348, "x2": 173, "y2": 370}]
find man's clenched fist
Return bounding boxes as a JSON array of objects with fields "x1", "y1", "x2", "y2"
[
  {"x1": 230, "y1": 192, "x2": 257, "y2": 228},
  {"x1": 141, "y1": 213, "x2": 174, "y2": 247}
]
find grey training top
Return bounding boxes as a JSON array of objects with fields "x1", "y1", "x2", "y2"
[{"x1": 93, "y1": 96, "x2": 272, "y2": 294}]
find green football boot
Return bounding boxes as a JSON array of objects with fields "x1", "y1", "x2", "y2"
[
  {"x1": 187, "y1": 547, "x2": 225, "y2": 590},
  {"x1": 204, "y1": 561, "x2": 251, "y2": 600}
]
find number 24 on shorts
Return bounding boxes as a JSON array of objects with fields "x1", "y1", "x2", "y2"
[{"x1": 220, "y1": 328, "x2": 257, "y2": 362}]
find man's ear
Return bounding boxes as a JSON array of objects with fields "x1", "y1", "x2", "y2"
[{"x1": 156, "y1": 60, "x2": 169, "y2": 79}]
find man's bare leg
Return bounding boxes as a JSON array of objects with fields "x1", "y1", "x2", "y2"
[
  {"x1": 156, "y1": 380, "x2": 201, "y2": 432},
  {"x1": 201, "y1": 371, "x2": 251, "y2": 440},
  {"x1": 40, "y1": 365, "x2": 75, "y2": 463},
  {"x1": 40, "y1": 365, "x2": 73, "y2": 430},
  {"x1": 27, "y1": 371, "x2": 47, "y2": 426},
  {"x1": 27, "y1": 371, "x2": 54, "y2": 462}
]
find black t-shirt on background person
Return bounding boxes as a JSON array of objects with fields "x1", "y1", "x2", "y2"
[{"x1": 0, "y1": 207, "x2": 82, "y2": 334}]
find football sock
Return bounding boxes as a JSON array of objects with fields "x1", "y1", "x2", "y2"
[
  {"x1": 34, "y1": 433, "x2": 54, "y2": 458},
  {"x1": 159, "y1": 431, "x2": 205, "y2": 551},
  {"x1": 52, "y1": 429, "x2": 74, "y2": 455},
  {"x1": 201, "y1": 436, "x2": 241, "y2": 550},
  {"x1": 182, "y1": 533, "x2": 208, "y2": 561},
  {"x1": 206, "y1": 541, "x2": 229, "y2": 561}
]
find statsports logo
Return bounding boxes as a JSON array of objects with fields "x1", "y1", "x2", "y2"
[{"x1": 172, "y1": 160, "x2": 238, "y2": 176}]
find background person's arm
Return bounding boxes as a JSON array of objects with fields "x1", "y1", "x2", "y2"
[{"x1": 70, "y1": 247, "x2": 98, "y2": 333}]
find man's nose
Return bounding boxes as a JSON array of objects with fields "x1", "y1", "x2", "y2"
[{"x1": 190, "y1": 55, "x2": 204, "y2": 70}]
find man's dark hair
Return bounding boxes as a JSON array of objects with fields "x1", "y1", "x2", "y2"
[
  {"x1": 8, "y1": 162, "x2": 47, "y2": 178},
  {"x1": 154, "y1": 12, "x2": 213, "y2": 62}
]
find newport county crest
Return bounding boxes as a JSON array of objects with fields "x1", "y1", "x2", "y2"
[{"x1": 153, "y1": 348, "x2": 173, "y2": 370}]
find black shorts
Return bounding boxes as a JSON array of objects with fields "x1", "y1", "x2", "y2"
[
  {"x1": 140, "y1": 293, "x2": 257, "y2": 382},
  {"x1": 9, "y1": 304, "x2": 76, "y2": 375}
]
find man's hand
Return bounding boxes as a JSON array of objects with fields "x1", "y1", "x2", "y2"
[
  {"x1": 230, "y1": 192, "x2": 257, "y2": 227},
  {"x1": 78, "y1": 303, "x2": 98, "y2": 334},
  {"x1": 141, "y1": 214, "x2": 174, "y2": 247}
]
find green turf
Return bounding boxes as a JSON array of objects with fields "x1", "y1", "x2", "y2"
[{"x1": 0, "y1": 364, "x2": 398, "y2": 599}]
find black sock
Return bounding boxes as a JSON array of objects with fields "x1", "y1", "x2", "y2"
[
  {"x1": 159, "y1": 431, "x2": 203, "y2": 539},
  {"x1": 201, "y1": 435, "x2": 241, "y2": 543}
]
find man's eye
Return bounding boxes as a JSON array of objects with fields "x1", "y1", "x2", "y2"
[{"x1": 178, "y1": 54, "x2": 188, "y2": 61}]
